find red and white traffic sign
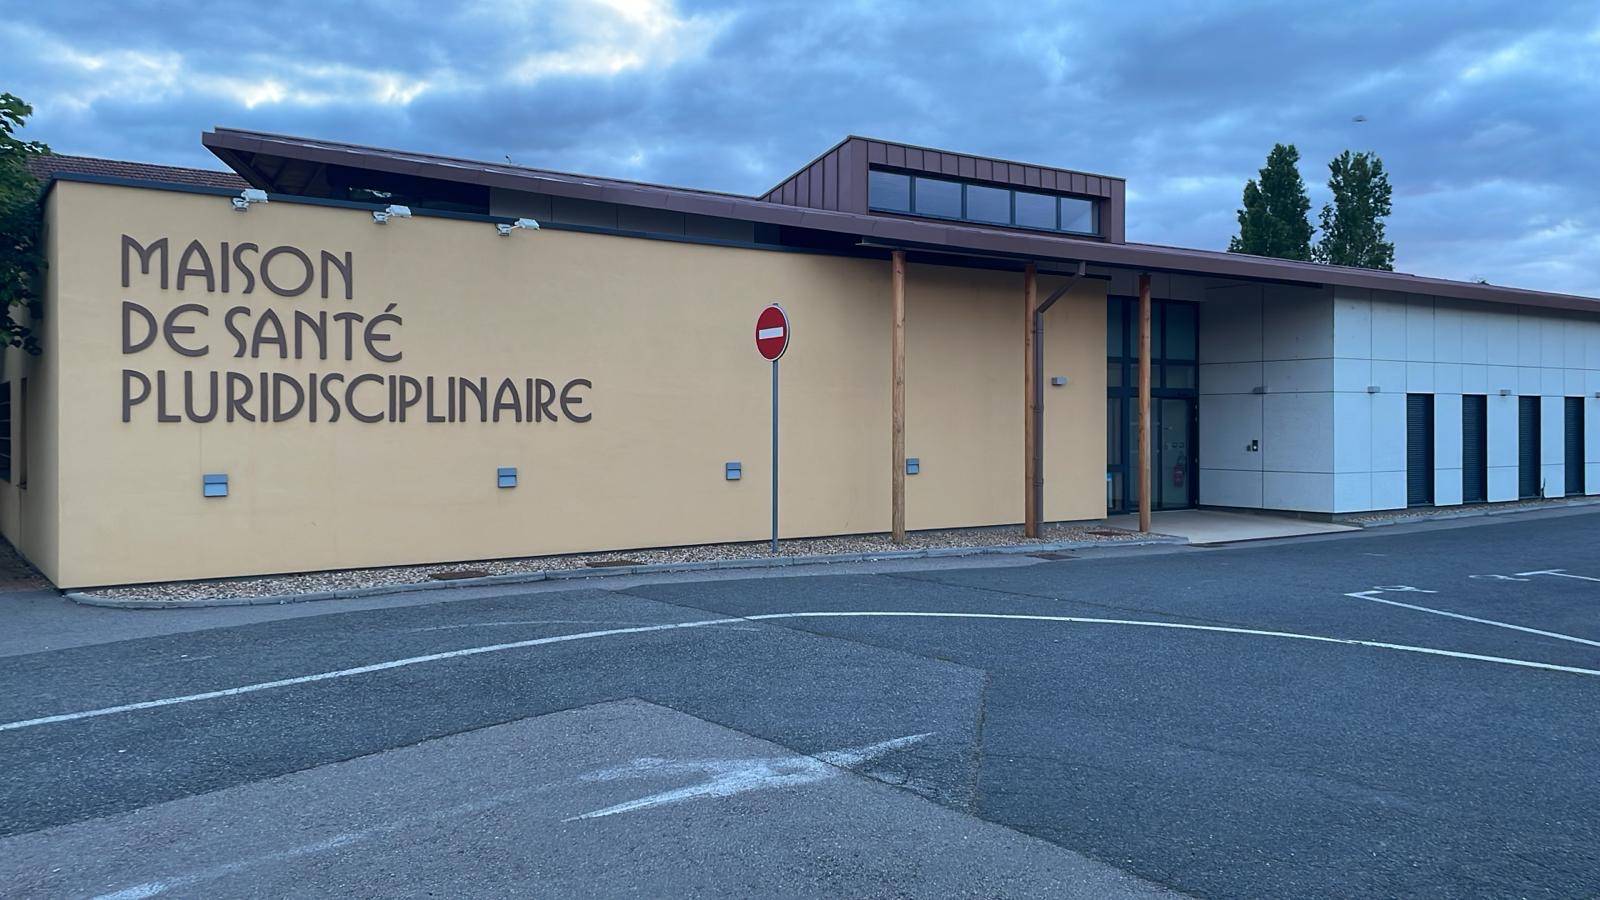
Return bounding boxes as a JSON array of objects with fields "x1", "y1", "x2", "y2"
[{"x1": 755, "y1": 304, "x2": 790, "y2": 361}]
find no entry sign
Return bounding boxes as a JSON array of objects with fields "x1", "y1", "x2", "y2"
[{"x1": 755, "y1": 304, "x2": 789, "y2": 361}]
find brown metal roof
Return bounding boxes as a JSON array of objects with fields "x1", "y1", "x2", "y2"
[
  {"x1": 26, "y1": 153, "x2": 247, "y2": 190},
  {"x1": 200, "y1": 127, "x2": 1600, "y2": 312},
  {"x1": 759, "y1": 136, "x2": 1128, "y2": 243}
]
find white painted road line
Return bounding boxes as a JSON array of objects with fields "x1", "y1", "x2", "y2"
[
  {"x1": 0, "y1": 617, "x2": 746, "y2": 734},
  {"x1": 1516, "y1": 569, "x2": 1600, "y2": 583},
  {"x1": 4, "y1": 611, "x2": 1599, "y2": 734},
  {"x1": 1344, "y1": 589, "x2": 1600, "y2": 649}
]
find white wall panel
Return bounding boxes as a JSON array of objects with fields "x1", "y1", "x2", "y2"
[
  {"x1": 1199, "y1": 361, "x2": 1263, "y2": 395},
  {"x1": 1264, "y1": 359, "x2": 1332, "y2": 393},
  {"x1": 1370, "y1": 392, "x2": 1407, "y2": 474},
  {"x1": 1199, "y1": 468, "x2": 1263, "y2": 508},
  {"x1": 1488, "y1": 466, "x2": 1519, "y2": 502},
  {"x1": 1264, "y1": 471, "x2": 1333, "y2": 512},
  {"x1": 1262, "y1": 288, "x2": 1333, "y2": 360},
  {"x1": 1435, "y1": 363, "x2": 1463, "y2": 394},
  {"x1": 1434, "y1": 305, "x2": 1462, "y2": 363},
  {"x1": 1264, "y1": 394, "x2": 1333, "y2": 474},
  {"x1": 1371, "y1": 293, "x2": 1408, "y2": 361},
  {"x1": 1370, "y1": 470, "x2": 1406, "y2": 510},
  {"x1": 1487, "y1": 394, "x2": 1518, "y2": 469},
  {"x1": 1406, "y1": 362, "x2": 1434, "y2": 393},
  {"x1": 1461, "y1": 364, "x2": 1487, "y2": 395},
  {"x1": 1332, "y1": 288, "x2": 1371, "y2": 358},
  {"x1": 1434, "y1": 393, "x2": 1464, "y2": 508},
  {"x1": 1406, "y1": 295, "x2": 1434, "y2": 362},
  {"x1": 1434, "y1": 469, "x2": 1464, "y2": 507},
  {"x1": 1333, "y1": 472, "x2": 1371, "y2": 512},
  {"x1": 1517, "y1": 313, "x2": 1543, "y2": 366},
  {"x1": 1332, "y1": 393, "x2": 1372, "y2": 473},
  {"x1": 1199, "y1": 394, "x2": 1263, "y2": 473}
]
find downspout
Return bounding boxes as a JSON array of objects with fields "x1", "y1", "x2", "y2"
[{"x1": 1031, "y1": 260, "x2": 1088, "y2": 532}]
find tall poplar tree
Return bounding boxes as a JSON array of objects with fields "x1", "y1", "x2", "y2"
[
  {"x1": 1313, "y1": 150, "x2": 1395, "y2": 270},
  {"x1": 1228, "y1": 143, "x2": 1313, "y2": 261}
]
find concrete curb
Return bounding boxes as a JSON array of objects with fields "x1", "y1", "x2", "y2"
[
  {"x1": 1350, "y1": 496, "x2": 1600, "y2": 529},
  {"x1": 64, "y1": 535, "x2": 1189, "y2": 610}
]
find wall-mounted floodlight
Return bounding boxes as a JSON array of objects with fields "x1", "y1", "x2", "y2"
[
  {"x1": 1499, "y1": 388, "x2": 1512, "y2": 397},
  {"x1": 372, "y1": 204, "x2": 412, "y2": 224},
  {"x1": 496, "y1": 218, "x2": 541, "y2": 236},
  {"x1": 231, "y1": 188, "x2": 269, "y2": 211}
]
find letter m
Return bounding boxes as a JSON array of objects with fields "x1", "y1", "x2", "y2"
[{"x1": 122, "y1": 235, "x2": 169, "y2": 289}]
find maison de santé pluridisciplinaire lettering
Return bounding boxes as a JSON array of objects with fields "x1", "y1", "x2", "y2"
[{"x1": 117, "y1": 234, "x2": 593, "y2": 425}]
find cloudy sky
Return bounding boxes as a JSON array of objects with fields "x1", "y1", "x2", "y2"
[{"x1": 4, "y1": 0, "x2": 1598, "y2": 295}]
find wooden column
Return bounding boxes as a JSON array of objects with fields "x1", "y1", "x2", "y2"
[
  {"x1": 891, "y1": 250, "x2": 907, "y2": 543},
  {"x1": 1023, "y1": 263, "x2": 1040, "y2": 537},
  {"x1": 1137, "y1": 272, "x2": 1152, "y2": 533}
]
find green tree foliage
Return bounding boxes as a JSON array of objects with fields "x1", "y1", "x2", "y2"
[
  {"x1": 1314, "y1": 150, "x2": 1395, "y2": 270},
  {"x1": 0, "y1": 92, "x2": 49, "y2": 354},
  {"x1": 1228, "y1": 143, "x2": 1313, "y2": 261}
]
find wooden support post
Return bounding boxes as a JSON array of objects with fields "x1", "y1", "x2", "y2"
[
  {"x1": 1023, "y1": 263, "x2": 1040, "y2": 538},
  {"x1": 1138, "y1": 272, "x2": 1153, "y2": 533},
  {"x1": 891, "y1": 250, "x2": 907, "y2": 543}
]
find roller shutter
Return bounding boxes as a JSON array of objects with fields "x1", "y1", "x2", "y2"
[
  {"x1": 1462, "y1": 396, "x2": 1487, "y2": 503},
  {"x1": 1406, "y1": 394, "x2": 1434, "y2": 507},
  {"x1": 1519, "y1": 396, "x2": 1541, "y2": 499},
  {"x1": 1567, "y1": 397, "x2": 1586, "y2": 496}
]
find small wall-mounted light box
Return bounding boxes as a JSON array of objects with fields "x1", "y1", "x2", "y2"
[
  {"x1": 1050, "y1": 376, "x2": 1068, "y2": 387},
  {"x1": 906, "y1": 457, "x2": 921, "y2": 475},
  {"x1": 725, "y1": 461, "x2": 742, "y2": 481},
  {"x1": 202, "y1": 473, "x2": 229, "y2": 498},
  {"x1": 1366, "y1": 385, "x2": 1381, "y2": 394},
  {"x1": 497, "y1": 467, "x2": 518, "y2": 489},
  {"x1": 1499, "y1": 388, "x2": 1513, "y2": 397}
]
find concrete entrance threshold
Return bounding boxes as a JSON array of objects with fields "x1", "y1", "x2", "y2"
[{"x1": 1106, "y1": 509, "x2": 1358, "y2": 545}]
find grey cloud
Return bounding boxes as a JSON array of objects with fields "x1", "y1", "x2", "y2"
[{"x1": 3, "y1": 0, "x2": 1596, "y2": 294}]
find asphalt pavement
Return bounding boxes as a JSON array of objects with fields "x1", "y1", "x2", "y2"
[{"x1": 2, "y1": 508, "x2": 1598, "y2": 898}]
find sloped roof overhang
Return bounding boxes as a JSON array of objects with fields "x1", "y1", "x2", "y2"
[{"x1": 202, "y1": 128, "x2": 1600, "y2": 313}]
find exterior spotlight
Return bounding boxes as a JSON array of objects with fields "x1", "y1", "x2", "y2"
[
  {"x1": 496, "y1": 217, "x2": 540, "y2": 236},
  {"x1": 231, "y1": 188, "x2": 269, "y2": 211},
  {"x1": 372, "y1": 204, "x2": 412, "y2": 224}
]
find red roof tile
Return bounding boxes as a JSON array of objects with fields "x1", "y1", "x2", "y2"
[{"x1": 25, "y1": 153, "x2": 247, "y2": 190}]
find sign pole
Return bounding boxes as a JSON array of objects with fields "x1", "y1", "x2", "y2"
[
  {"x1": 754, "y1": 302, "x2": 789, "y2": 555},
  {"x1": 771, "y1": 358, "x2": 779, "y2": 554}
]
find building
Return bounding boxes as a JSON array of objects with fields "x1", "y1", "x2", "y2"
[{"x1": 5, "y1": 133, "x2": 1598, "y2": 588}]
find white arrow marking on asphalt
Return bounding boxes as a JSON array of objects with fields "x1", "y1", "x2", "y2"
[
  {"x1": 566, "y1": 732, "x2": 932, "y2": 821},
  {"x1": 1515, "y1": 569, "x2": 1600, "y2": 583},
  {"x1": 5, "y1": 612, "x2": 1600, "y2": 734}
]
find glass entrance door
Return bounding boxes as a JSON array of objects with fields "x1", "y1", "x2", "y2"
[
  {"x1": 1153, "y1": 398, "x2": 1196, "y2": 510},
  {"x1": 1121, "y1": 397, "x2": 1197, "y2": 512}
]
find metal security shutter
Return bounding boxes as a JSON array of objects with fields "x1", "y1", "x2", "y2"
[
  {"x1": 1568, "y1": 397, "x2": 1586, "y2": 496},
  {"x1": 1462, "y1": 396, "x2": 1487, "y2": 503},
  {"x1": 1406, "y1": 394, "x2": 1434, "y2": 506},
  {"x1": 1519, "y1": 396, "x2": 1541, "y2": 499}
]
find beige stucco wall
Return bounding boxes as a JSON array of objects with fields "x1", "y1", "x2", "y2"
[
  {"x1": 0, "y1": 189, "x2": 61, "y2": 582},
  {"x1": 28, "y1": 181, "x2": 1106, "y2": 587}
]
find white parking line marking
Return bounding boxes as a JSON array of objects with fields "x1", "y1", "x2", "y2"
[
  {"x1": 4, "y1": 611, "x2": 1597, "y2": 734},
  {"x1": 1516, "y1": 569, "x2": 1600, "y2": 583},
  {"x1": 1344, "y1": 589, "x2": 1600, "y2": 649}
]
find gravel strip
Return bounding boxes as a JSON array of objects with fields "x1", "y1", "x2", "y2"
[
  {"x1": 1343, "y1": 495, "x2": 1600, "y2": 527},
  {"x1": 75, "y1": 522, "x2": 1169, "y2": 604}
]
